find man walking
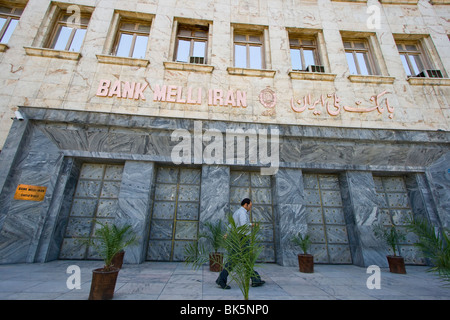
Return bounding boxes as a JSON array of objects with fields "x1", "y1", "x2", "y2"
[{"x1": 215, "y1": 198, "x2": 265, "y2": 289}]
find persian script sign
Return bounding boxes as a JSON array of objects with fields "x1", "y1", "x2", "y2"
[{"x1": 14, "y1": 184, "x2": 47, "y2": 202}]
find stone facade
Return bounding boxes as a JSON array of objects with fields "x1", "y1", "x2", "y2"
[{"x1": 0, "y1": 0, "x2": 449, "y2": 266}]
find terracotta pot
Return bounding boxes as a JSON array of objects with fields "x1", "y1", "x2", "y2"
[
  {"x1": 111, "y1": 250, "x2": 125, "y2": 269},
  {"x1": 387, "y1": 255, "x2": 406, "y2": 274},
  {"x1": 209, "y1": 252, "x2": 223, "y2": 272},
  {"x1": 298, "y1": 254, "x2": 314, "y2": 273},
  {"x1": 88, "y1": 267, "x2": 120, "y2": 300}
]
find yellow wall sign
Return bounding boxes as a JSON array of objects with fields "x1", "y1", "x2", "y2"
[{"x1": 14, "y1": 184, "x2": 47, "y2": 202}]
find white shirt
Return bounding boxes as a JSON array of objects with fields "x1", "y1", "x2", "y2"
[{"x1": 232, "y1": 206, "x2": 251, "y2": 233}]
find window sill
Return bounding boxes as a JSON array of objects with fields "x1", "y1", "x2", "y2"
[
  {"x1": 379, "y1": 0, "x2": 419, "y2": 4},
  {"x1": 289, "y1": 71, "x2": 336, "y2": 81},
  {"x1": 0, "y1": 43, "x2": 9, "y2": 52},
  {"x1": 96, "y1": 54, "x2": 149, "y2": 67},
  {"x1": 227, "y1": 67, "x2": 276, "y2": 78},
  {"x1": 429, "y1": 0, "x2": 450, "y2": 4},
  {"x1": 407, "y1": 77, "x2": 450, "y2": 86},
  {"x1": 330, "y1": 0, "x2": 367, "y2": 2},
  {"x1": 24, "y1": 47, "x2": 81, "y2": 60},
  {"x1": 348, "y1": 75, "x2": 395, "y2": 84},
  {"x1": 163, "y1": 61, "x2": 214, "y2": 73}
]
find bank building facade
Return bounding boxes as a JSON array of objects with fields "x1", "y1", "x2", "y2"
[{"x1": 0, "y1": 0, "x2": 449, "y2": 268}]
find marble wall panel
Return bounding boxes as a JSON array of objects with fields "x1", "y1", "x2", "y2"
[
  {"x1": 149, "y1": 220, "x2": 173, "y2": 240},
  {"x1": 70, "y1": 199, "x2": 97, "y2": 217},
  {"x1": 0, "y1": 108, "x2": 448, "y2": 265},
  {"x1": 199, "y1": 165, "x2": 230, "y2": 225},
  {"x1": 147, "y1": 240, "x2": 171, "y2": 261},
  {"x1": 230, "y1": 169, "x2": 276, "y2": 262},
  {"x1": 302, "y1": 173, "x2": 351, "y2": 264},
  {"x1": 425, "y1": 152, "x2": 450, "y2": 230},
  {"x1": 340, "y1": 171, "x2": 388, "y2": 267},
  {"x1": 147, "y1": 166, "x2": 201, "y2": 261},
  {"x1": 59, "y1": 238, "x2": 86, "y2": 260},
  {"x1": 40, "y1": 158, "x2": 82, "y2": 262},
  {"x1": 116, "y1": 161, "x2": 155, "y2": 263},
  {"x1": 274, "y1": 168, "x2": 306, "y2": 266},
  {"x1": 175, "y1": 221, "x2": 198, "y2": 240},
  {"x1": 152, "y1": 201, "x2": 175, "y2": 219},
  {"x1": 177, "y1": 202, "x2": 199, "y2": 220},
  {"x1": 173, "y1": 241, "x2": 193, "y2": 261},
  {"x1": 375, "y1": 175, "x2": 426, "y2": 264}
]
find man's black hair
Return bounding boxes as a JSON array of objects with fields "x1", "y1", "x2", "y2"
[{"x1": 241, "y1": 198, "x2": 252, "y2": 206}]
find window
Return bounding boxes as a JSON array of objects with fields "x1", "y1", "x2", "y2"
[
  {"x1": 49, "y1": 12, "x2": 90, "y2": 52},
  {"x1": 343, "y1": 40, "x2": 376, "y2": 75},
  {"x1": 234, "y1": 32, "x2": 264, "y2": 69},
  {"x1": 114, "y1": 20, "x2": 150, "y2": 59},
  {"x1": 0, "y1": 5, "x2": 23, "y2": 44},
  {"x1": 175, "y1": 24, "x2": 208, "y2": 64},
  {"x1": 289, "y1": 37, "x2": 319, "y2": 71},
  {"x1": 396, "y1": 42, "x2": 427, "y2": 77}
]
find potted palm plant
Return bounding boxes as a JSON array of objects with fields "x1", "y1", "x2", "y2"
[
  {"x1": 407, "y1": 217, "x2": 450, "y2": 284},
  {"x1": 291, "y1": 232, "x2": 313, "y2": 273},
  {"x1": 373, "y1": 223, "x2": 407, "y2": 274},
  {"x1": 184, "y1": 215, "x2": 263, "y2": 300},
  {"x1": 200, "y1": 220, "x2": 226, "y2": 272},
  {"x1": 87, "y1": 221, "x2": 137, "y2": 300}
]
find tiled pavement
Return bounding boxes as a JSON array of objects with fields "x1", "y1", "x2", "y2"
[{"x1": 0, "y1": 260, "x2": 448, "y2": 300}]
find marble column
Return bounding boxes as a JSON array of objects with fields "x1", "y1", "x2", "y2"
[
  {"x1": 426, "y1": 152, "x2": 450, "y2": 230},
  {"x1": 406, "y1": 173, "x2": 441, "y2": 225},
  {"x1": 117, "y1": 161, "x2": 155, "y2": 264},
  {"x1": 0, "y1": 120, "x2": 65, "y2": 264},
  {"x1": 274, "y1": 168, "x2": 306, "y2": 267},
  {"x1": 340, "y1": 171, "x2": 387, "y2": 267},
  {"x1": 36, "y1": 157, "x2": 82, "y2": 262}
]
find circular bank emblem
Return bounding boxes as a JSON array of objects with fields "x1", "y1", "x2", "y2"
[{"x1": 259, "y1": 87, "x2": 277, "y2": 116}]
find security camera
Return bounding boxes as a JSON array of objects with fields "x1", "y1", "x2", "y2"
[{"x1": 14, "y1": 111, "x2": 24, "y2": 121}]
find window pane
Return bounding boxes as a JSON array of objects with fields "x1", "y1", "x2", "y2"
[
  {"x1": 193, "y1": 41, "x2": 205, "y2": 58},
  {"x1": 249, "y1": 45, "x2": 262, "y2": 69},
  {"x1": 235, "y1": 44, "x2": 247, "y2": 68},
  {"x1": 346, "y1": 52, "x2": 358, "y2": 75},
  {"x1": 0, "y1": 18, "x2": 18, "y2": 44},
  {"x1": 400, "y1": 54, "x2": 412, "y2": 76},
  {"x1": 132, "y1": 35, "x2": 148, "y2": 59},
  {"x1": 303, "y1": 49, "x2": 316, "y2": 67},
  {"x1": 194, "y1": 30, "x2": 207, "y2": 38},
  {"x1": 290, "y1": 48, "x2": 302, "y2": 70},
  {"x1": 0, "y1": 6, "x2": 12, "y2": 14},
  {"x1": 68, "y1": 28, "x2": 86, "y2": 52},
  {"x1": 249, "y1": 35, "x2": 261, "y2": 43},
  {"x1": 411, "y1": 55, "x2": 423, "y2": 75},
  {"x1": 137, "y1": 24, "x2": 150, "y2": 33},
  {"x1": 356, "y1": 52, "x2": 370, "y2": 75},
  {"x1": 116, "y1": 33, "x2": 133, "y2": 57},
  {"x1": 176, "y1": 39, "x2": 190, "y2": 62},
  {"x1": 53, "y1": 26, "x2": 73, "y2": 50},
  {"x1": 121, "y1": 23, "x2": 136, "y2": 32},
  {"x1": 234, "y1": 34, "x2": 246, "y2": 42},
  {"x1": 178, "y1": 29, "x2": 192, "y2": 37},
  {"x1": 0, "y1": 17, "x2": 6, "y2": 34}
]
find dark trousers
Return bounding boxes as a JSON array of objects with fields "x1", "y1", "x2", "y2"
[{"x1": 216, "y1": 261, "x2": 261, "y2": 285}]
